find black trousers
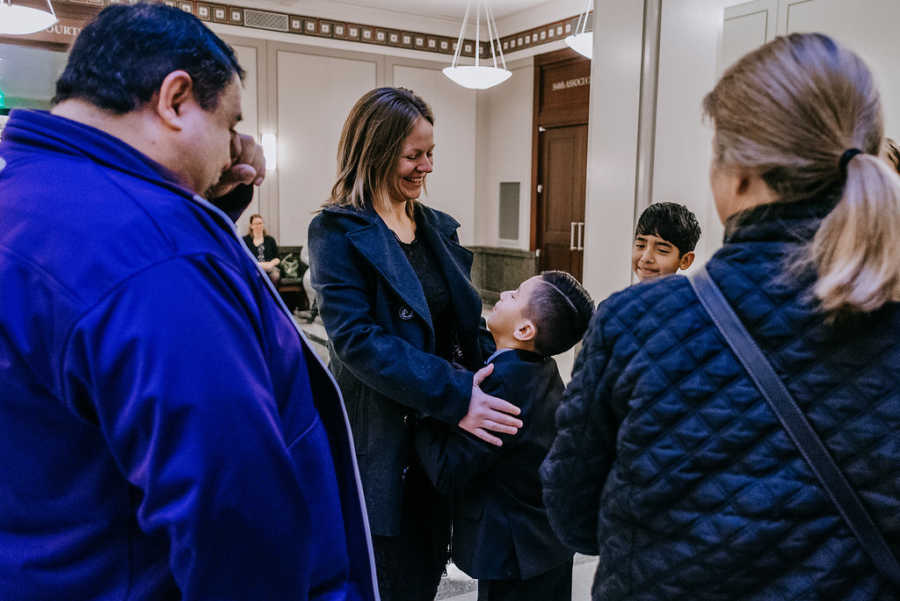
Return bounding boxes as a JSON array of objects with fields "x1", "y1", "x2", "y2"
[
  {"x1": 477, "y1": 558, "x2": 573, "y2": 601},
  {"x1": 372, "y1": 465, "x2": 450, "y2": 601}
]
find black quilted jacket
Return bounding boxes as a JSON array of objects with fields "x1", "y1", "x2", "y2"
[{"x1": 540, "y1": 199, "x2": 900, "y2": 600}]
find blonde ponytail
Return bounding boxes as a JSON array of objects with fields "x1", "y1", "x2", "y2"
[
  {"x1": 810, "y1": 155, "x2": 900, "y2": 314},
  {"x1": 703, "y1": 33, "x2": 900, "y2": 319}
]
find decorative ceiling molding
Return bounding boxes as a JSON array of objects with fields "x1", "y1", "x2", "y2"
[{"x1": 3, "y1": 0, "x2": 592, "y2": 58}]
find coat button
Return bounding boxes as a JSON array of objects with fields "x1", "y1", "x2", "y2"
[
  {"x1": 402, "y1": 414, "x2": 410, "y2": 425},
  {"x1": 401, "y1": 466, "x2": 409, "y2": 481},
  {"x1": 398, "y1": 306, "x2": 414, "y2": 320}
]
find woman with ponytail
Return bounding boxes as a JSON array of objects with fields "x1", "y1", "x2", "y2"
[{"x1": 541, "y1": 33, "x2": 900, "y2": 600}]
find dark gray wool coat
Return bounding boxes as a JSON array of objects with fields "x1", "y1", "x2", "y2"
[{"x1": 308, "y1": 202, "x2": 489, "y2": 536}]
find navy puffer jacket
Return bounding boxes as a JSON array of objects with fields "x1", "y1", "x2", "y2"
[{"x1": 540, "y1": 199, "x2": 900, "y2": 600}]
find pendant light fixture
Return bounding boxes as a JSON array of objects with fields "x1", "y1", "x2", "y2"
[
  {"x1": 565, "y1": 0, "x2": 593, "y2": 59},
  {"x1": 443, "y1": 0, "x2": 511, "y2": 90},
  {"x1": 0, "y1": 0, "x2": 58, "y2": 35}
]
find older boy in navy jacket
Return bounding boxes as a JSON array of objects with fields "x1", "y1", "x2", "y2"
[{"x1": 416, "y1": 271, "x2": 594, "y2": 601}]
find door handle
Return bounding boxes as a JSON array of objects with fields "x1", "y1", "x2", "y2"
[
  {"x1": 570, "y1": 222, "x2": 576, "y2": 251},
  {"x1": 577, "y1": 222, "x2": 585, "y2": 251}
]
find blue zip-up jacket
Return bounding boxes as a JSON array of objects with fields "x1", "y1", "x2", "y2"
[{"x1": 0, "y1": 109, "x2": 378, "y2": 601}]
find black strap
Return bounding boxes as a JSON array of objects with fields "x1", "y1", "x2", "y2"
[{"x1": 689, "y1": 265, "x2": 900, "y2": 586}]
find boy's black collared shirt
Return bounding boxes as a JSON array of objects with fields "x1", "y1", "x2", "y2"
[{"x1": 415, "y1": 348, "x2": 573, "y2": 581}]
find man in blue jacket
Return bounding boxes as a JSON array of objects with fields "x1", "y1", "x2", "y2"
[{"x1": 0, "y1": 4, "x2": 377, "y2": 600}]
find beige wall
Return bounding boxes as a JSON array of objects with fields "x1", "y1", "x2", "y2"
[
  {"x1": 581, "y1": 0, "x2": 645, "y2": 301},
  {"x1": 474, "y1": 59, "x2": 534, "y2": 249},
  {"x1": 391, "y1": 61, "x2": 479, "y2": 245},
  {"x1": 780, "y1": 0, "x2": 900, "y2": 134},
  {"x1": 273, "y1": 46, "x2": 380, "y2": 246},
  {"x1": 231, "y1": 42, "x2": 263, "y2": 237},
  {"x1": 652, "y1": 0, "x2": 733, "y2": 269}
]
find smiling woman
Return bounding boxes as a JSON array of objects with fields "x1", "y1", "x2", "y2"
[{"x1": 308, "y1": 86, "x2": 523, "y2": 601}]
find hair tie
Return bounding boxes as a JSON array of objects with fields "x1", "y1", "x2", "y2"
[{"x1": 839, "y1": 148, "x2": 863, "y2": 176}]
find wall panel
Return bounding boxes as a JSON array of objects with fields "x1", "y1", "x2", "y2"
[
  {"x1": 778, "y1": 0, "x2": 900, "y2": 134},
  {"x1": 721, "y1": 1, "x2": 777, "y2": 71},
  {"x1": 390, "y1": 62, "x2": 478, "y2": 245},
  {"x1": 274, "y1": 47, "x2": 379, "y2": 245},
  {"x1": 652, "y1": 0, "x2": 734, "y2": 271},
  {"x1": 230, "y1": 43, "x2": 262, "y2": 236},
  {"x1": 475, "y1": 61, "x2": 533, "y2": 249},
  {"x1": 582, "y1": 0, "x2": 645, "y2": 300}
]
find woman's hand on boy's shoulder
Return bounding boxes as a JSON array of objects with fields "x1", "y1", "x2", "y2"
[{"x1": 458, "y1": 363, "x2": 523, "y2": 447}]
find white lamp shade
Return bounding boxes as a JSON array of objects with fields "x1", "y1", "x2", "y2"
[
  {"x1": 0, "y1": 4, "x2": 58, "y2": 35},
  {"x1": 442, "y1": 66, "x2": 511, "y2": 90},
  {"x1": 565, "y1": 32, "x2": 592, "y2": 59}
]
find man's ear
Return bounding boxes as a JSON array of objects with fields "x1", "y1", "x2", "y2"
[
  {"x1": 679, "y1": 251, "x2": 695, "y2": 271},
  {"x1": 154, "y1": 70, "x2": 195, "y2": 131},
  {"x1": 513, "y1": 319, "x2": 537, "y2": 343}
]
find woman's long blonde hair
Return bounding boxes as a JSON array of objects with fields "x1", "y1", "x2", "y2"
[
  {"x1": 326, "y1": 87, "x2": 434, "y2": 218},
  {"x1": 703, "y1": 33, "x2": 900, "y2": 317}
]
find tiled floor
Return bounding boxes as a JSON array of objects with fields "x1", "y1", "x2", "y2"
[{"x1": 437, "y1": 555, "x2": 598, "y2": 600}]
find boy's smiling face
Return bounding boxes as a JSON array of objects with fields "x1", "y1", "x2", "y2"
[
  {"x1": 632, "y1": 233, "x2": 694, "y2": 281},
  {"x1": 486, "y1": 276, "x2": 541, "y2": 348}
]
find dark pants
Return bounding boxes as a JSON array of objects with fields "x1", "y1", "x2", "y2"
[
  {"x1": 373, "y1": 465, "x2": 450, "y2": 601},
  {"x1": 477, "y1": 558, "x2": 573, "y2": 601}
]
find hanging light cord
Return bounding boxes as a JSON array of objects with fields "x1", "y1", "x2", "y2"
[
  {"x1": 450, "y1": 0, "x2": 471, "y2": 69},
  {"x1": 576, "y1": 0, "x2": 591, "y2": 35}
]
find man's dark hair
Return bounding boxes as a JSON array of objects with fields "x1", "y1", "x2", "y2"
[
  {"x1": 635, "y1": 202, "x2": 701, "y2": 255},
  {"x1": 525, "y1": 271, "x2": 594, "y2": 357},
  {"x1": 53, "y1": 3, "x2": 244, "y2": 113}
]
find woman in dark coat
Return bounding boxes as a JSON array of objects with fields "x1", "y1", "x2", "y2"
[
  {"x1": 308, "y1": 87, "x2": 523, "y2": 601},
  {"x1": 541, "y1": 33, "x2": 900, "y2": 600}
]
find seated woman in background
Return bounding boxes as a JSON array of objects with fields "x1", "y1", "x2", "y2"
[{"x1": 243, "y1": 213, "x2": 280, "y2": 283}]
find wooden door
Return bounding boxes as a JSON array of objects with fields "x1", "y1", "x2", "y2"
[{"x1": 537, "y1": 123, "x2": 588, "y2": 280}]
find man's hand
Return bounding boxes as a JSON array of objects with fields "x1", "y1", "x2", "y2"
[
  {"x1": 458, "y1": 363, "x2": 523, "y2": 447},
  {"x1": 208, "y1": 133, "x2": 266, "y2": 199}
]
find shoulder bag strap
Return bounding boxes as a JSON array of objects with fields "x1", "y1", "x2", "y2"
[{"x1": 689, "y1": 264, "x2": 900, "y2": 586}]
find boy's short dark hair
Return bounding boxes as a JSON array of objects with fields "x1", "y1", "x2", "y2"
[
  {"x1": 525, "y1": 271, "x2": 594, "y2": 357},
  {"x1": 635, "y1": 202, "x2": 701, "y2": 255},
  {"x1": 53, "y1": 3, "x2": 244, "y2": 114}
]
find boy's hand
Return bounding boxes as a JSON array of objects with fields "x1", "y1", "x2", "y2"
[{"x1": 458, "y1": 364, "x2": 523, "y2": 447}]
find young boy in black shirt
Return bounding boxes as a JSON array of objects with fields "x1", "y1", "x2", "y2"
[
  {"x1": 415, "y1": 270, "x2": 594, "y2": 601},
  {"x1": 632, "y1": 202, "x2": 701, "y2": 281}
]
